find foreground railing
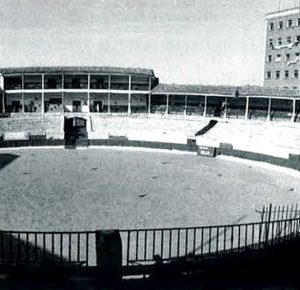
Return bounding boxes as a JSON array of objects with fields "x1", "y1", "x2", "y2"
[
  {"x1": 256, "y1": 203, "x2": 300, "y2": 223},
  {"x1": 0, "y1": 231, "x2": 96, "y2": 267},
  {"x1": 0, "y1": 205, "x2": 299, "y2": 274},
  {"x1": 120, "y1": 217, "x2": 300, "y2": 266}
]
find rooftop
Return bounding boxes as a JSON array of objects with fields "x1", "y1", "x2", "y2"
[
  {"x1": 0, "y1": 66, "x2": 156, "y2": 77},
  {"x1": 152, "y1": 83, "x2": 300, "y2": 98},
  {"x1": 265, "y1": 7, "x2": 300, "y2": 19}
]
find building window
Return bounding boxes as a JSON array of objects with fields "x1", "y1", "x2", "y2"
[
  {"x1": 297, "y1": 35, "x2": 300, "y2": 42},
  {"x1": 267, "y1": 71, "x2": 272, "y2": 79},
  {"x1": 278, "y1": 21, "x2": 284, "y2": 29},
  {"x1": 286, "y1": 53, "x2": 291, "y2": 61},
  {"x1": 269, "y1": 22, "x2": 274, "y2": 30},
  {"x1": 269, "y1": 39, "x2": 273, "y2": 47},
  {"x1": 287, "y1": 19, "x2": 293, "y2": 28},
  {"x1": 294, "y1": 70, "x2": 299, "y2": 78},
  {"x1": 285, "y1": 70, "x2": 289, "y2": 78},
  {"x1": 276, "y1": 71, "x2": 280, "y2": 79},
  {"x1": 287, "y1": 36, "x2": 292, "y2": 44},
  {"x1": 278, "y1": 37, "x2": 282, "y2": 45},
  {"x1": 275, "y1": 54, "x2": 282, "y2": 62},
  {"x1": 268, "y1": 55, "x2": 272, "y2": 62},
  {"x1": 296, "y1": 52, "x2": 300, "y2": 60},
  {"x1": 298, "y1": 18, "x2": 300, "y2": 26}
]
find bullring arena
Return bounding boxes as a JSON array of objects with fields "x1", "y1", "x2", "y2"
[{"x1": 1, "y1": 66, "x2": 300, "y2": 277}]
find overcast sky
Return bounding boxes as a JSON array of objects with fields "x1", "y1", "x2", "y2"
[{"x1": 0, "y1": 0, "x2": 299, "y2": 85}]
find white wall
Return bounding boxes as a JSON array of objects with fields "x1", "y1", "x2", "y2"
[{"x1": 0, "y1": 75, "x2": 3, "y2": 90}]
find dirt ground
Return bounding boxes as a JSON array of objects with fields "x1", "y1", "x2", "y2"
[{"x1": 0, "y1": 147, "x2": 300, "y2": 231}]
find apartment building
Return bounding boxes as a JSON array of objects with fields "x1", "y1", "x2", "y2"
[{"x1": 264, "y1": 7, "x2": 300, "y2": 89}]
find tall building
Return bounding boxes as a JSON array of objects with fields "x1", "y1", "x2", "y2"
[{"x1": 264, "y1": 7, "x2": 300, "y2": 89}]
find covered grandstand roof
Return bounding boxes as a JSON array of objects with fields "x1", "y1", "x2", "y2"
[
  {"x1": 0, "y1": 66, "x2": 156, "y2": 77},
  {"x1": 152, "y1": 83, "x2": 300, "y2": 98}
]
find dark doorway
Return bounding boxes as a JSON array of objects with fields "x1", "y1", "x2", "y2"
[
  {"x1": 11, "y1": 101, "x2": 22, "y2": 113},
  {"x1": 72, "y1": 100, "x2": 81, "y2": 112},
  {"x1": 64, "y1": 117, "x2": 88, "y2": 148}
]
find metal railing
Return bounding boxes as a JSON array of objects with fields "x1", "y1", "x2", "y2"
[
  {"x1": 256, "y1": 203, "x2": 300, "y2": 223},
  {"x1": 120, "y1": 217, "x2": 300, "y2": 266},
  {"x1": 0, "y1": 231, "x2": 96, "y2": 267},
  {"x1": 1, "y1": 204, "x2": 300, "y2": 270}
]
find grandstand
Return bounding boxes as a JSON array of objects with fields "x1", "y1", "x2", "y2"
[
  {"x1": 1, "y1": 66, "x2": 300, "y2": 152},
  {"x1": 197, "y1": 119, "x2": 300, "y2": 158}
]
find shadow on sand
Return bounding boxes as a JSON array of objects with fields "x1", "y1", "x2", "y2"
[{"x1": 0, "y1": 154, "x2": 19, "y2": 171}]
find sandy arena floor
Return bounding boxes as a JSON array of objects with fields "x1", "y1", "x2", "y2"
[{"x1": 0, "y1": 147, "x2": 300, "y2": 231}]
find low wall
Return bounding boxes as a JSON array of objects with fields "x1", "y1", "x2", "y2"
[
  {"x1": 1, "y1": 135, "x2": 300, "y2": 172},
  {"x1": 0, "y1": 138, "x2": 65, "y2": 148},
  {"x1": 215, "y1": 143, "x2": 300, "y2": 171},
  {"x1": 89, "y1": 139, "x2": 197, "y2": 152},
  {"x1": 0, "y1": 136, "x2": 198, "y2": 152}
]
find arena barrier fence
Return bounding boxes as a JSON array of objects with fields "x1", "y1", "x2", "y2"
[
  {"x1": 0, "y1": 205, "x2": 300, "y2": 277},
  {"x1": 0, "y1": 231, "x2": 96, "y2": 267},
  {"x1": 119, "y1": 216, "x2": 300, "y2": 267},
  {"x1": 255, "y1": 203, "x2": 300, "y2": 223}
]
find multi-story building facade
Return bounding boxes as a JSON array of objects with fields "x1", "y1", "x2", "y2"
[
  {"x1": 0, "y1": 66, "x2": 158, "y2": 115},
  {"x1": 264, "y1": 7, "x2": 300, "y2": 89},
  {"x1": 1, "y1": 66, "x2": 300, "y2": 123}
]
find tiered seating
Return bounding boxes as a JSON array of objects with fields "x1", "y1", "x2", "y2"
[
  {"x1": 89, "y1": 116, "x2": 209, "y2": 144},
  {"x1": 0, "y1": 115, "x2": 64, "y2": 140},
  {"x1": 197, "y1": 120, "x2": 300, "y2": 158}
]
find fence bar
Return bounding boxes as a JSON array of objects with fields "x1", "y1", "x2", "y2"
[
  {"x1": 261, "y1": 206, "x2": 265, "y2": 223},
  {"x1": 86, "y1": 233, "x2": 89, "y2": 266},
  {"x1": 224, "y1": 226, "x2": 227, "y2": 251},
  {"x1": 216, "y1": 227, "x2": 219, "y2": 255},
  {"x1": 68, "y1": 233, "x2": 72, "y2": 262},
  {"x1": 145, "y1": 231, "x2": 148, "y2": 261},
  {"x1": 238, "y1": 226, "x2": 241, "y2": 251},
  {"x1": 192, "y1": 228, "x2": 196, "y2": 255},
  {"x1": 272, "y1": 205, "x2": 277, "y2": 222},
  {"x1": 177, "y1": 229, "x2": 180, "y2": 257},
  {"x1": 265, "y1": 204, "x2": 272, "y2": 246},
  {"x1": 281, "y1": 206, "x2": 285, "y2": 222},
  {"x1": 127, "y1": 231, "x2": 131, "y2": 266},
  {"x1": 77, "y1": 233, "x2": 80, "y2": 262},
  {"x1": 201, "y1": 228, "x2": 204, "y2": 256},
  {"x1": 276, "y1": 206, "x2": 281, "y2": 236},
  {"x1": 252, "y1": 224, "x2": 255, "y2": 250},
  {"x1": 185, "y1": 229, "x2": 188, "y2": 257},
  {"x1": 136, "y1": 231, "x2": 139, "y2": 261},
  {"x1": 231, "y1": 227, "x2": 234, "y2": 253},
  {"x1": 60, "y1": 233, "x2": 63, "y2": 261},
  {"x1": 208, "y1": 227, "x2": 212, "y2": 254},
  {"x1": 161, "y1": 230, "x2": 164, "y2": 258},
  {"x1": 153, "y1": 230, "x2": 156, "y2": 258},
  {"x1": 245, "y1": 225, "x2": 248, "y2": 247},
  {"x1": 283, "y1": 220, "x2": 287, "y2": 243},
  {"x1": 271, "y1": 220, "x2": 275, "y2": 246}
]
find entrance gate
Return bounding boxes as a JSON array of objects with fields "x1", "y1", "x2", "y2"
[{"x1": 64, "y1": 117, "x2": 88, "y2": 148}]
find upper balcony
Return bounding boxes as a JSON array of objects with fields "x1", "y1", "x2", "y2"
[{"x1": 0, "y1": 66, "x2": 158, "y2": 92}]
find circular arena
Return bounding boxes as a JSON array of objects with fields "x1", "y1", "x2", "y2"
[{"x1": 0, "y1": 147, "x2": 300, "y2": 233}]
